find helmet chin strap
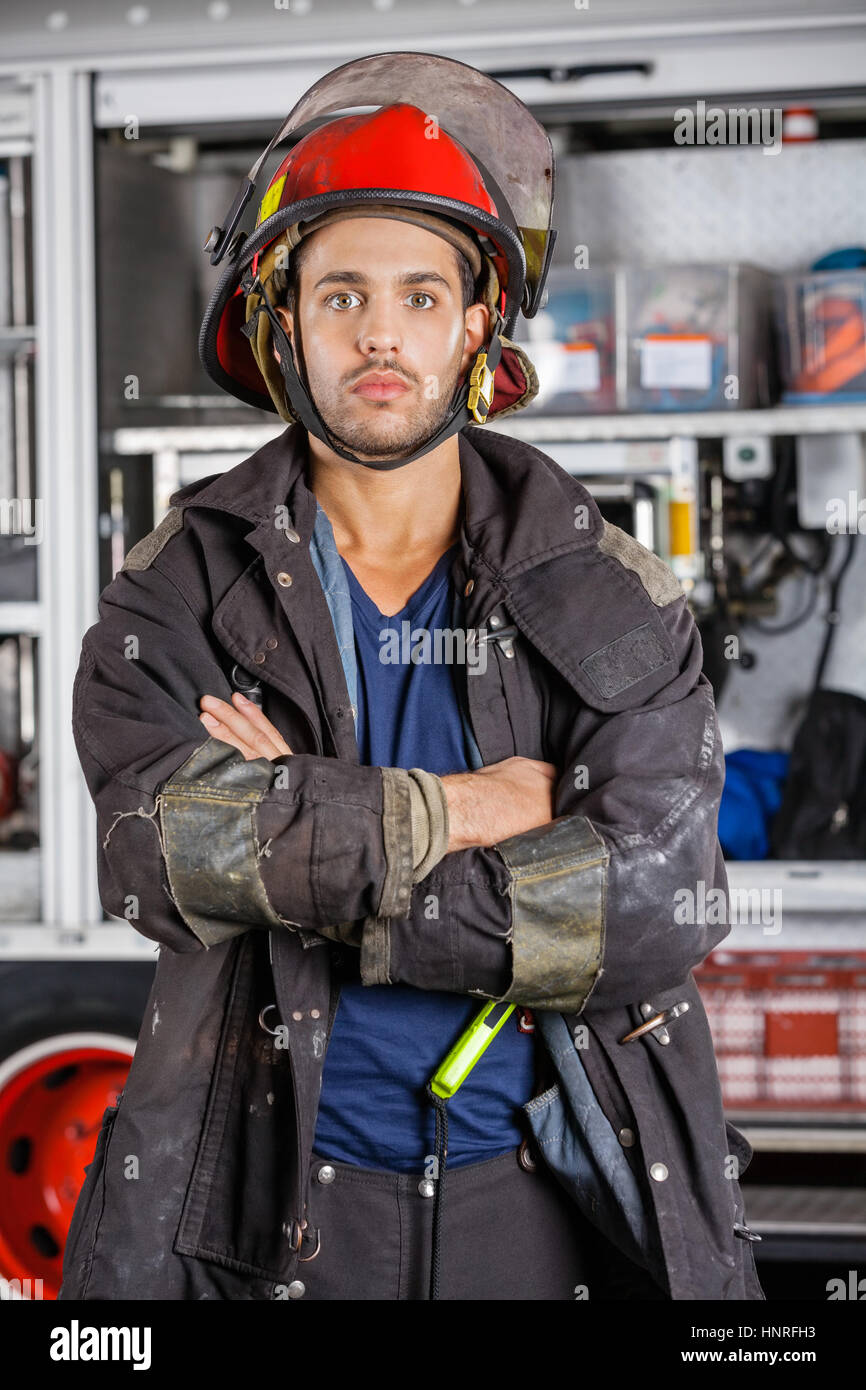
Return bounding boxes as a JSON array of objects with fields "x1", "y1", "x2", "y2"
[{"x1": 240, "y1": 272, "x2": 502, "y2": 471}]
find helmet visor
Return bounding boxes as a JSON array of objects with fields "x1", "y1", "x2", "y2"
[{"x1": 248, "y1": 51, "x2": 555, "y2": 316}]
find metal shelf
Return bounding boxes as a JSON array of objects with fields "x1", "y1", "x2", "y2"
[
  {"x1": 488, "y1": 404, "x2": 866, "y2": 442},
  {"x1": 0, "y1": 325, "x2": 36, "y2": 361},
  {"x1": 723, "y1": 859, "x2": 866, "y2": 911},
  {"x1": 0, "y1": 923, "x2": 158, "y2": 960},
  {"x1": 105, "y1": 402, "x2": 866, "y2": 458},
  {"x1": 740, "y1": 1185, "x2": 866, "y2": 1236},
  {"x1": 731, "y1": 1120, "x2": 866, "y2": 1153},
  {"x1": 108, "y1": 423, "x2": 284, "y2": 455},
  {"x1": 0, "y1": 602, "x2": 41, "y2": 636},
  {"x1": 707, "y1": 860, "x2": 866, "y2": 947}
]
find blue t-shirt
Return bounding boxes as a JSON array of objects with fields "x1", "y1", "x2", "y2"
[{"x1": 312, "y1": 542, "x2": 535, "y2": 1171}]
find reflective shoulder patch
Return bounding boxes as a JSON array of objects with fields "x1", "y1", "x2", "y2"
[
  {"x1": 597, "y1": 519, "x2": 684, "y2": 606},
  {"x1": 121, "y1": 507, "x2": 184, "y2": 572}
]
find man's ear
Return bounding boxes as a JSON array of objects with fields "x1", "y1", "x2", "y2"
[
  {"x1": 459, "y1": 302, "x2": 491, "y2": 375},
  {"x1": 271, "y1": 305, "x2": 294, "y2": 365}
]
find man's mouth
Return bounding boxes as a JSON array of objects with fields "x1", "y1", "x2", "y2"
[{"x1": 351, "y1": 373, "x2": 411, "y2": 401}]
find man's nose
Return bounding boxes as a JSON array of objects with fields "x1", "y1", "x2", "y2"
[{"x1": 357, "y1": 298, "x2": 403, "y2": 356}]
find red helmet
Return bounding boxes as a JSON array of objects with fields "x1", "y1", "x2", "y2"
[
  {"x1": 255, "y1": 102, "x2": 512, "y2": 290},
  {"x1": 199, "y1": 52, "x2": 557, "y2": 467}
]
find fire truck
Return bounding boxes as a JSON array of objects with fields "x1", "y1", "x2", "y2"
[{"x1": 0, "y1": 0, "x2": 864, "y2": 1300}]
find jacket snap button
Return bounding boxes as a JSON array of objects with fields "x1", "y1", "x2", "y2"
[
  {"x1": 266, "y1": 637, "x2": 278, "y2": 649},
  {"x1": 277, "y1": 572, "x2": 293, "y2": 587},
  {"x1": 254, "y1": 651, "x2": 266, "y2": 664},
  {"x1": 285, "y1": 527, "x2": 300, "y2": 544},
  {"x1": 317, "y1": 1165, "x2": 336, "y2": 1185},
  {"x1": 489, "y1": 614, "x2": 501, "y2": 628},
  {"x1": 286, "y1": 1280, "x2": 305, "y2": 1299},
  {"x1": 418, "y1": 1178, "x2": 436, "y2": 1198},
  {"x1": 650, "y1": 1162, "x2": 669, "y2": 1182},
  {"x1": 464, "y1": 579, "x2": 474, "y2": 596},
  {"x1": 618, "y1": 1128, "x2": 635, "y2": 1148}
]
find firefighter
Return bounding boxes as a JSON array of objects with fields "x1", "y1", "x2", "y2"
[{"x1": 61, "y1": 52, "x2": 764, "y2": 1301}]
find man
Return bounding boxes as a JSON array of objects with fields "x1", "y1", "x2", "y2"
[{"x1": 61, "y1": 52, "x2": 764, "y2": 1301}]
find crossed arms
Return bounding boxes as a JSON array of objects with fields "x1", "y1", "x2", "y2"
[{"x1": 73, "y1": 557, "x2": 729, "y2": 1014}]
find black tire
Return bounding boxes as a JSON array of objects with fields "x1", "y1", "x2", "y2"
[{"x1": 0, "y1": 962, "x2": 154, "y2": 1064}]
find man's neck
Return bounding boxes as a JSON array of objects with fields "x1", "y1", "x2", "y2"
[{"x1": 305, "y1": 430, "x2": 463, "y2": 560}]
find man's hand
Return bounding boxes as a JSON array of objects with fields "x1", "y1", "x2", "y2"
[
  {"x1": 441, "y1": 756, "x2": 558, "y2": 853},
  {"x1": 198, "y1": 693, "x2": 293, "y2": 762}
]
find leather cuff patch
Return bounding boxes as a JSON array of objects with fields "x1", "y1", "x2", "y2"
[
  {"x1": 495, "y1": 815, "x2": 608, "y2": 1013},
  {"x1": 159, "y1": 737, "x2": 294, "y2": 947}
]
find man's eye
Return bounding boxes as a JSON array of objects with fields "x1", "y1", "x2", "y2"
[{"x1": 324, "y1": 291, "x2": 436, "y2": 309}]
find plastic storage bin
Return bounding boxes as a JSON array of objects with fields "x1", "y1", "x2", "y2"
[
  {"x1": 624, "y1": 263, "x2": 774, "y2": 412},
  {"x1": 511, "y1": 265, "x2": 617, "y2": 414},
  {"x1": 774, "y1": 269, "x2": 866, "y2": 403}
]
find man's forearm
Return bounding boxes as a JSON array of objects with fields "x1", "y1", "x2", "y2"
[{"x1": 439, "y1": 771, "x2": 484, "y2": 853}]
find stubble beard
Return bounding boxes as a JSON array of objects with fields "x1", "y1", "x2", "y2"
[{"x1": 309, "y1": 357, "x2": 464, "y2": 462}]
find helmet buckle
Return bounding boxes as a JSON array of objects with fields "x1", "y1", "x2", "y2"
[{"x1": 467, "y1": 350, "x2": 496, "y2": 424}]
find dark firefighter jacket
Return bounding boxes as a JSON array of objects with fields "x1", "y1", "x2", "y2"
[{"x1": 59, "y1": 421, "x2": 765, "y2": 1301}]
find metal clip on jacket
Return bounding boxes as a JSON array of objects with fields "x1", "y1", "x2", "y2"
[
  {"x1": 469, "y1": 624, "x2": 519, "y2": 659},
  {"x1": 231, "y1": 662, "x2": 264, "y2": 707},
  {"x1": 619, "y1": 1000, "x2": 690, "y2": 1045}
]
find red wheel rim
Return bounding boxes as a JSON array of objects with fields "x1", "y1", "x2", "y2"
[{"x1": 0, "y1": 1034, "x2": 134, "y2": 1299}]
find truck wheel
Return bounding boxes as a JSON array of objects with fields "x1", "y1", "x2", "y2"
[{"x1": 0, "y1": 962, "x2": 153, "y2": 1299}]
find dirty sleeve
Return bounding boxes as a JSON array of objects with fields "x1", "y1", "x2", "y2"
[{"x1": 71, "y1": 563, "x2": 434, "y2": 952}]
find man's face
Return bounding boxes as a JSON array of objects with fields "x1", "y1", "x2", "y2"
[{"x1": 271, "y1": 217, "x2": 489, "y2": 463}]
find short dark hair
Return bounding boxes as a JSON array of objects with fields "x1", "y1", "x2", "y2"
[{"x1": 279, "y1": 235, "x2": 478, "y2": 315}]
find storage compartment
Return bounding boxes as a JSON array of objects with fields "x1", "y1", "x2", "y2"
[
  {"x1": 775, "y1": 269, "x2": 866, "y2": 403},
  {"x1": 513, "y1": 266, "x2": 617, "y2": 414},
  {"x1": 624, "y1": 263, "x2": 774, "y2": 412}
]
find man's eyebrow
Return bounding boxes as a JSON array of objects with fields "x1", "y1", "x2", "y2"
[{"x1": 311, "y1": 270, "x2": 453, "y2": 293}]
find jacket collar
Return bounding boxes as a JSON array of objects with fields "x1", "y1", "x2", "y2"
[{"x1": 168, "y1": 421, "x2": 603, "y2": 581}]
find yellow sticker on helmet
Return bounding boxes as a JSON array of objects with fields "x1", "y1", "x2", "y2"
[{"x1": 257, "y1": 173, "x2": 287, "y2": 227}]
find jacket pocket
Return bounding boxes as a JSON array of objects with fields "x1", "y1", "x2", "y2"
[
  {"x1": 173, "y1": 932, "x2": 301, "y2": 1282},
  {"x1": 59, "y1": 1101, "x2": 120, "y2": 1297}
]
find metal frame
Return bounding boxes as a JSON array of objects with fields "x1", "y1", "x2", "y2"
[
  {"x1": 0, "y1": 23, "x2": 865, "y2": 957},
  {"x1": 0, "y1": 69, "x2": 103, "y2": 941}
]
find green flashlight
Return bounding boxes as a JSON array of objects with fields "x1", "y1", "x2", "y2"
[{"x1": 429, "y1": 1001, "x2": 516, "y2": 1099}]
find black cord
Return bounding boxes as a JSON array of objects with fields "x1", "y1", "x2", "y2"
[
  {"x1": 765, "y1": 448, "x2": 832, "y2": 576},
  {"x1": 739, "y1": 448, "x2": 837, "y2": 636},
  {"x1": 425, "y1": 1083, "x2": 449, "y2": 1302},
  {"x1": 811, "y1": 531, "x2": 858, "y2": 695},
  {"x1": 750, "y1": 569, "x2": 821, "y2": 635}
]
